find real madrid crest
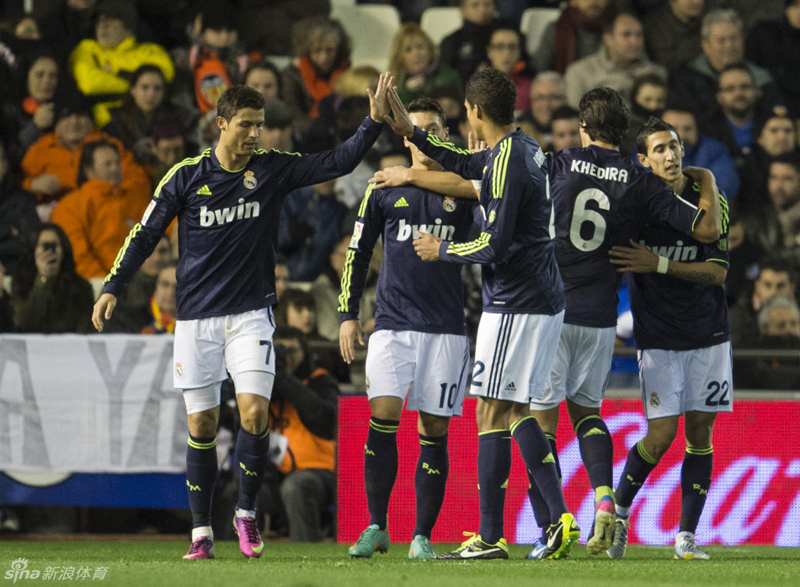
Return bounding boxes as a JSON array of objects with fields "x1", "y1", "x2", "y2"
[
  {"x1": 650, "y1": 392, "x2": 660, "y2": 407},
  {"x1": 175, "y1": 362, "x2": 184, "y2": 378},
  {"x1": 243, "y1": 170, "x2": 257, "y2": 190},
  {"x1": 443, "y1": 197, "x2": 456, "y2": 212},
  {"x1": 488, "y1": 210, "x2": 497, "y2": 224}
]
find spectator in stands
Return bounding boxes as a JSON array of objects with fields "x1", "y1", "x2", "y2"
[
  {"x1": 279, "y1": 179, "x2": 348, "y2": 283},
  {"x1": 564, "y1": 12, "x2": 667, "y2": 107},
  {"x1": 0, "y1": 140, "x2": 40, "y2": 276},
  {"x1": 439, "y1": 0, "x2": 499, "y2": 83},
  {"x1": 621, "y1": 72, "x2": 668, "y2": 153},
  {"x1": 21, "y1": 93, "x2": 150, "y2": 220},
  {"x1": 68, "y1": 0, "x2": 174, "y2": 128},
  {"x1": 765, "y1": 154, "x2": 800, "y2": 248},
  {"x1": 38, "y1": 0, "x2": 97, "y2": 68},
  {"x1": 738, "y1": 105, "x2": 797, "y2": 212},
  {"x1": 669, "y1": 9, "x2": 779, "y2": 118},
  {"x1": 730, "y1": 257, "x2": 796, "y2": 348},
  {"x1": 141, "y1": 262, "x2": 177, "y2": 334},
  {"x1": 147, "y1": 116, "x2": 189, "y2": 185},
  {"x1": 258, "y1": 100, "x2": 295, "y2": 153},
  {"x1": 701, "y1": 64, "x2": 765, "y2": 160},
  {"x1": 389, "y1": 23, "x2": 462, "y2": 105},
  {"x1": 725, "y1": 200, "x2": 768, "y2": 305},
  {"x1": 707, "y1": 0, "x2": 784, "y2": 35},
  {"x1": 102, "y1": 234, "x2": 171, "y2": 333},
  {"x1": 746, "y1": 0, "x2": 800, "y2": 117},
  {"x1": 275, "y1": 255, "x2": 290, "y2": 302},
  {"x1": 189, "y1": 1, "x2": 258, "y2": 116},
  {"x1": 548, "y1": 105, "x2": 582, "y2": 151},
  {"x1": 242, "y1": 60, "x2": 282, "y2": 104},
  {"x1": 532, "y1": 0, "x2": 616, "y2": 74},
  {"x1": 661, "y1": 105, "x2": 741, "y2": 198},
  {"x1": 236, "y1": 0, "x2": 330, "y2": 58},
  {"x1": 282, "y1": 16, "x2": 352, "y2": 141},
  {"x1": 50, "y1": 139, "x2": 152, "y2": 279},
  {"x1": 517, "y1": 71, "x2": 566, "y2": 147},
  {"x1": 10, "y1": 223, "x2": 94, "y2": 334},
  {"x1": 3, "y1": 53, "x2": 61, "y2": 154},
  {"x1": 260, "y1": 326, "x2": 338, "y2": 542},
  {"x1": 104, "y1": 65, "x2": 174, "y2": 160},
  {"x1": 643, "y1": 0, "x2": 705, "y2": 73},
  {"x1": 484, "y1": 23, "x2": 533, "y2": 116}
]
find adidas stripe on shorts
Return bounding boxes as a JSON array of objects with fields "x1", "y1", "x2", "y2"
[
  {"x1": 470, "y1": 310, "x2": 564, "y2": 403},
  {"x1": 531, "y1": 323, "x2": 616, "y2": 410},
  {"x1": 365, "y1": 330, "x2": 471, "y2": 417},
  {"x1": 638, "y1": 341, "x2": 733, "y2": 419}
]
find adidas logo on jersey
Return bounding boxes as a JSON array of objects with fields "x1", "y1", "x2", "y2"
[
  {"x1": 197, "y1": 184, "x2": 212, "y2": 195},
  {"x1": 396, "y1": 218, "x2": 456, "y2": 241},
  {"x1": 542, "y1": 453, "x2": 555, "y2": 464},
  {"x1": 504, "y1": 382, "x2": 516, "y2": 391},
  {"x1": 200, "y1": 199, "x2": 260, "y2": 227},
  {"x1": 394, "y1": 197, "x2": 409, "y2": 208}
]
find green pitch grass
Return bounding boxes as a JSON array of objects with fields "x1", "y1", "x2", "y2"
[{"x1": 0, "y1": 541, "x2": 797, "y2": 587}]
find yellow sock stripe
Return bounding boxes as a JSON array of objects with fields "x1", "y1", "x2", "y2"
[
  {"x1": 105, "y1": 223, "x2": 143, "y2": 282},
  {"x1": 420, "y1": 437, "x2": 445, "y2": 446},
  {"x1": 426, "y1": 133, "x2": 472, "y2": 155},
  {"x1": 636, "y1": 440, "x2": 658, "y2": 464},
  {"x1": 544, "y1": 433, "x2": 556, "y2": 441},
  {"x1": 477, "y1": 428, "x2": 510, "y2": 436},
  {"x1": 259, "y1": 429, "x2": 269, "y2": 440},
  {"x1": 574, "y1": 413, "x2": 602, "y2": 431},
  {"x1": 509, "y1": 415, "x2": 536, "y2": 435},
  {"x1": 595, "y1": 485, "x2": 614, "y2": 502},
  {"x1": 686, "y1": 445, "x2": 713, "y2": 455},
  {"x1": 447, "y1": 232, "x2": 491, "y2": 256},
  {"x1": 369, "y1": 420, "x2": 399, "y2": 433},
  {"x1": 187, "y1": 437, "x2": 217, "y2": 450},
  {"x1": 492, "y1": 138, "x2": 511, "y2": 199},
  {"x1": 337, "y1": 249, "x2": 357, "y2": 313}
]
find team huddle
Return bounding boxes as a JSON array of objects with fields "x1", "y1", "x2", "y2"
[{"x1": 93, "y1": 67, "x2": 730, "y2": 562}]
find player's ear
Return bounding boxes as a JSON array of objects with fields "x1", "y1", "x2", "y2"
[
  {"x1": 403, "y1": 136, "x2": 410, "y2": 149},
  {"x1": 679, "y1": 141, "x2": 685, "y2": 157},
  {"x1": 637, "y1": 152, "x2": 651, "y2": 168},
  {"x1": 216, "y1": 116, "x2": 227, "y2": 133}
]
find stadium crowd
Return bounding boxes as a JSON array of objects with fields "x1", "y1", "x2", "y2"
[{"x1": 1, "y1": 0, "x2": 799, "y2": 538}]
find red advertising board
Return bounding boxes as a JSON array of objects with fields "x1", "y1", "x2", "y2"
[{"x1": 338, "y1": 397, "x2": 800, "y2": 546}]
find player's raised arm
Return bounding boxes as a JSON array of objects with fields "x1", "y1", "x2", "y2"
[
  {"x1": 369, "y1": 166, "x2": 478, "y2": 199},
  {"x1": 683, "y1": 167, "x2": 720, "y2": 243}
]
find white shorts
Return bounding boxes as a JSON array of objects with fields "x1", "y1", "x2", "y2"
[
  {"x1": 365, "y1": 330, "x2": 470, "y2": 417},
  {"x1": 638, "y1": 341, "x2": 733, "y2": 419},
  {"x1": 470, "y1": 311, "x2": 564, "y2": 403},
  {"x1": 173, "y1": 307, "x2": 276, "y2": 390},
  {"x1": 531, "y1": 323, "x2": 616, "y2": 410}
]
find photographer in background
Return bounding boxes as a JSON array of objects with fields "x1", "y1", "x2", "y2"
[{"x1": 259, "y1": 326, "x2": 339, "y2": 542}]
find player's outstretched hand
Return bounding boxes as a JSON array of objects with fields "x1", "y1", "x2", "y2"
[
  {"x1": 468, "y1": 131, "x2": 487, "y2": 153},
  {"x1": 368, "y1": 166, "x2": 412, "y2": 189},
  {"x1": 413, "y1": 230, "x2": 442, "y2": 262},
  {"x1": 92, "y1": 293, "x2": 117, "y2": 332},
  {"x1": 368, "y1": 72, "x2": 394, "y2": 123},
  {"x1": 609, "y1": 239, "x2": 658, "y2": 273},
  {"x1": 383, "y1": 86, "x2": 415, "y2": 138},
  {"x1": 339, "y1": 319, "x2": 365, "y2": 364}
]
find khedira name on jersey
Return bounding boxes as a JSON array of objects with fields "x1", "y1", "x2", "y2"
[{"x1": 570, "y1": 159, "x2": 629, "y2": 183}]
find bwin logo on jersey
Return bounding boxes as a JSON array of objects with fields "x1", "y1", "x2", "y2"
[
  {"x1": 397, "y1": 218, "x2": 455, "y2": 241},
  {"x1": 200, "y1": 199, "x2": 260, "y2": 227},
  {"x1": 640, "y1": 239, "x2": 698, "y2": 262}
]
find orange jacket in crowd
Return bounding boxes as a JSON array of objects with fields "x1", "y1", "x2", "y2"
[
  {"x1": 50, "y1": 177, "x2": 152, "y2": 279},
  {"x1": 21, "y1": 130, "x2": 150, "y2": 203}
]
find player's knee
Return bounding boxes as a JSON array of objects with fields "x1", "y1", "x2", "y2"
[
  {"x1": 418, "y1": 412, "x2": 450, "y2": 437},
  {"x1": 239, "y1": 405, "x2": 268, "y2": 435},
  {"x1": 187, "y1": 409, "x2": 218, "y2": 437}
]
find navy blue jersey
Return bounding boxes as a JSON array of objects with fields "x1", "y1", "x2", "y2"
[
  {"x1": 338, "y1": 182, "x2": 478, "y2": 334},
  {"x1": 103, "y1": 117, "x2": 384, "y2": 320},
  {"x1": 409, "y1": 128, "x2": 564, "y2": 315},
  {"x1": 628, "y1": 177, "x2": 730, "y2": 351},
  {"x1": 546, "y1": 146, "x2": 706, "y2": 328}
]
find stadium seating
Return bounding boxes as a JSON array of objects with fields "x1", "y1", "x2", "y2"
[
  {"x1": 330, "y1": 4, "x2": 401, "y2": 72},
  {"x1": 420, "y1": 7, "x2": 463, "y2": 46},
  {"x1": 520, "y1": 7, "x2": 562, "y2": 57}
]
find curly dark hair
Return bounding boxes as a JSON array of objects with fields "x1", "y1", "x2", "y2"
[
  {"x1": 465, "y1": 68, "x2": 516, "y2": 126},
  {"x1": 578, "y1": 87, "x2": 629, "y2": 147}
]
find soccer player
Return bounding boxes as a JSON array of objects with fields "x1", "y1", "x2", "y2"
[
  {"x1": 526, "y1": 88, "x2": 722, "y2": 559},
  {"x1": 385, "y1": 68, "x2": 577, "y2": 560},
  {"x1": 339, "y1": 98, "x2": 478, "y2": 559},
  {"x1": 607, "y1": 117, "x2": 731, "y2": 560},
  {"x1": 91, "y1": 76, "x2": 394, "y2": 560}
]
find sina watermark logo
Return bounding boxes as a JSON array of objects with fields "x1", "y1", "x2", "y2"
[{"x1": 4, "y1": 559, "x2": 109, "y2": 582}]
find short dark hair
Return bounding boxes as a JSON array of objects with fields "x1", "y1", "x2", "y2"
[
  {"x1": 770, "y1": 152, "x2": 800, "y2": 175},
  {"x1": 465, "y1": 68, "x2": 516, "y2": 126},
  {"x1": 631, "y1": 72, "x2": 667, "y2": 101},
  {"x1": 636, "y1": 116, "x2": 680, "y2": 155},
  {"x1": 77, "y1": 139, "x2": 118, "y2": 186},
  {"x1": 758, "y1": 255, "x2": 796, "y2": 284},
  {"x1": 578, "y1": 87, "x2": 629, "y2": 147},
  {"x1": 716, "y1": 63, "x2": 753, "y2": 91},
  {"x1": 216, "y1": 85, "x2": 265, "y2": 121},
  {"x1": 550, "y1": 105, "x2": 579, "y2": 124},
  {"x1": 407, "y1": 97, "x2": 447, "y2": 128}
]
